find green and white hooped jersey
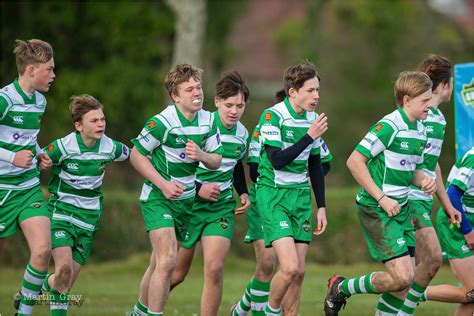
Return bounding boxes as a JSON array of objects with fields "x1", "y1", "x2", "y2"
[
  {"x1": 0, "y1": 80, "x2": 46, "y2": 190},
  {"x1": 320, "y1": 138, "x2": 332, "y2": 164},
  {"x1": 46, "y1": 132, "x2": 130, "y2": 231},
  {"x1": 257, "y1": 97, "x2": 321, "y2": 189},
  {"x1": 409, "y1": 107, "x2": 446, "y2": 201},
  {"x1": 132, "y1": 105, "x2": 223, "y2": 200},
  {"x1": 355, "y1": 108, "x2": 427, "y2": 208},
  {"x1": 446, "y1": 147, "x2": 474, "y2": 213},
  {"x1": 196, "y1": 112, "x2": 249, "y2": 197}
]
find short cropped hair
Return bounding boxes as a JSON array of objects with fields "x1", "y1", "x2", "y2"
[
  {"x1": 13, "y1": 39, "x2": 53, "y2": 75},
  {"x1": 165, "y1": 64, "x2": 203, "y2": 98},
  {"x1": 394, "y1": 71, "x2": 432, "y2": 107},
  {"x1": 417, "y1": 55, "x2": 452, "y2": 91},
  {"x1": 215, "y1": 70, "x2": 249, "y2": 102},
  {"x1": 69, "y1": 94, "x2": 104, "y2": 124}
]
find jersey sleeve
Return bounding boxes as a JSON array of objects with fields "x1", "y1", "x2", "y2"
[
  {"x1": 113, "y1": 141, "x2": 130, "y2": 162},
  {"x1": 310, "y1": 137, "x2": 322, "y2": 155},
  {"x1": 320, "y1": 138, "x2": 333, "y2": 163},
  {"x1": 202, "y1": 117, "x2": 223, "y2": 154},
  {"x1": 130, "y1": 117, "x2": 166, "y2": 156},
  {"x1": 247, "y1": 125, "x2": 261, "y2": 164},
  {"x1": 0, "y1": 95, "x2": 9, "y2": 121},
  {"x1": 451, "y1": 156, "x2": 474, "y2": 192},
  {"x1": 259, "y1": 110, "x2": 282, "y2": 148},
  {"x1": 43, "y1": 140, "x2": 63, "y2": 164},
  {"x1": 355, "y1": 121, "x2": 396, "y2": 159}
]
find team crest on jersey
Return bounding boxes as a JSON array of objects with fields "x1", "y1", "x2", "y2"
[
  {"x1": 148, "y1": 121, "x2": 156, "y2": 129},
  {"x1": 253, "y1": 131, "x2": 259, "y2": 139},
  {"x1": 48, "y1": 144, "x2": 55, "y2": 152},
  {"x1": 219, "y1": 218, "x2": 229, "y2": 229},
  {"x1": 235, "y1": 145, "x2": 244, "y2": 158},
  {"x1": 265, "y1": 113, "x2": 272, "y2": 121},
  {"x1": 302, "y1": 220, "x2": 311, "y2": 232},
  {"x1": 286, "y1": 130, "x2": 294, "y2": 138},
  {"x1": 375, "y1": 124, "x2": 383, "y2": 132},
  {"x1": 98, "y1": 160, "x2": 108, "y2": 172}
]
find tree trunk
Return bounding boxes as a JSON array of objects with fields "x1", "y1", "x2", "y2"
[{"x1": 165, "y1": 0, "x2": 206, "y2": 67}]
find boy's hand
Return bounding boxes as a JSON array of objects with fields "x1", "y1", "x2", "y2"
[
  {"x1": 307, "y1": 113, "x2": 328, "y2": 140},
  {"x1": 421, "y1": 177, "x2": 437, "y2": 195},
  {"x1": 379, "y1": 196, "x2": 401, "y2": 217},
  {"x1": 313, "y1": 207, "x2": 327, "y2": 236},
  {"x1": 185, "y1": 140, "x2": 204, "y2": 162},
  {"x1": 38, "y1": 153, "x2": 52, "y2": 170},
  {"x1": 13, "y1": 150, "x2": 33, "y2": 168},
  {"x1": 235, "y1": 193, "x2": 250, "y2": 215},
  {"x1": 198, "y1": 183, "x2": 220, "y2": 202},
  {"x1": 161, "y1": 181, "x2": 185, "y2": 200}
]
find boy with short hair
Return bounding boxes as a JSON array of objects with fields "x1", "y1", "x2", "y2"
[
  {"x1": 130, "y1": 63, "x2": 222, "y2": 315},
  {"x1": 41, "y1": 94, "x2": 130, "y2": 315},
  {"x1": 1, "y1": 39, "x2": 55, "y2": 315}
]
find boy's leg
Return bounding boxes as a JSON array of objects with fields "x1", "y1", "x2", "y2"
[
  {"x1": 170, "y1": 246, "x2": 196, "y2": 290},
  {"x1": 132, "y1": 252, "x2": 156, "y2": 315},
  {"x1": 267, "y1": 237, "x2": 298, "y2": 313},
  {"x1": 201, "y1": 236, "x2": 231, "y2": 316},
  {"x1": 147, "y1": 228, "x2": 178, "y2": 314},
  {"x1": 281, "y1": 242, "x2": 308, "y2": 316},
  {"x1": 17, "y1": 216, "x2": 51, "y2": 315}
]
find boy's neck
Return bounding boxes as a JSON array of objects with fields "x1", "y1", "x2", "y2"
[
  {"x1": 431, "y1": 94, "x2": 443, "y2": 109},
  {"x1": 176, "y1": 103, "x2": 197, "y2": 122},
  {"x1": 17, "y1": 76, "x2": 35, "y2": 95},
  {"x1": 80, "y1": 133, "x2": 98, "y2": 148}
]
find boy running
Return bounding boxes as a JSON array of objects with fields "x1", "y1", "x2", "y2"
[
  {"x1": 41, "y1": 94, "x2": 130, "y2": 315},
  {"x1": 257, "y1": 62, "x2": 328, "y2": 315},
  {"x1": 323, "y1": 71, "x2": 437, "y2": 315},
  {"x1": 130, "y1": 64, "x2": 222, "y2": 316},
  {"x1": 1, "y1": 39, "x2": 54, "y2": 315}
]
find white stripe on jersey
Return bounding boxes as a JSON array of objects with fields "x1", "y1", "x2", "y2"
[
  {"x1": 57, "y1": 191, "x2": 101, "y2": 211},
  {"x1": 274, "y1": 169, "x2": 308, "y2": 186},
  {"x1": 59, "y1": 169, "x2": 105, "y2": 190}
]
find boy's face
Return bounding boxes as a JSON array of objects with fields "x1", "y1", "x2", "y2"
[
  {"x1": 172, "y1": 77, "x2": 203, "y2": 113},
  {"x1": 403, "y1": 89, "x2": 432, "y2": 121},
  {"x1": 215, "y1": 92, "x2": 246, "y2": 129},
  {"x1": 290, "y1": 76, "x2": 320, "y2": 113},
  {"x1": 31, "y1": 58, "x2": 55, "y2": 92},
  {"x1": 75, "y1": 109, "x2": 106, "y2": 141}
]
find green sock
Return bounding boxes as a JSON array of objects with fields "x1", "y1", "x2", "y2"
[
  {"x1": 233, "y1": 279, "x2": 252, "y2": 315},
  {"x1": 398, "y1": 282, "x2": 426, "y2": 315},
  {"x1": 375, "y1": 292, "x2": 404, "y2": 315},
  {"x1": 250, "y1": 278, "x2": 270, "y2": 315},
  {"x1": 339, "y1": 273, "x2": 378, "y2": 296},
  {"x1": 264, "y1": 303, "x2": 281, "y2": 316},
  {"x1": 42, "y1": 273, "x2": 52, "y2": 292},
  {"x1": 17, "y1": 262, "x2": 47, "y2": 315},
  {"x1": 419, "y1": 289, "x2": 428, "y2": 302},
  {"x1": 132, "y1": 299, "x2": 148, "y2": 315},
  {"x1": 50, "y1": 289, "x2": 68, "y2": 315}
]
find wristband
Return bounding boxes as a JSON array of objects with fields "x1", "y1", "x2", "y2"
[{"x1": 377, "y1": 194, "x2": 386, "y2": 203}]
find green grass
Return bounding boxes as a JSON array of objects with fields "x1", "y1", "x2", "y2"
[{"x1": 0, "y1": 252, "x2": 459, "y2": 315}]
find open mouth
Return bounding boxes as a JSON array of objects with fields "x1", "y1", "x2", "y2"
[{"x1": 192, "y1": 98, "x2": 202, "y2": 104}]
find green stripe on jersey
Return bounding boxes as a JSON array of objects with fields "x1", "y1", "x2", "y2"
[
  {"x1": 0, "y1": 80, "x2": 46, "y2": 189},
  {"x1": 355, "y1": 108, "x2": 427, "y2": 207},
  {"x1": 257, "y1": 97, "x2": 321, "y2": 188},
  {"x1": 446, "y1": 147, "x2": 474, "y2": 212},
  {"x1": 131, "y1": 105, "x2": 223, "y2": 200},
  {"x1": 247, "y1": 125, "x2": 261, "y2": 165},
  {"x1": 410, "y1": 107, "x2": 446, "y2": 201},
  {"x1": 46, "y1": 132, "x2": 129, "y2": 229},
  {"x1": 196, "y1": 112, "x2": 249, "y2": 194}
]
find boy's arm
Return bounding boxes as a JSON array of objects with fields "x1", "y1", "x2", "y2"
[
  {"x1": 435, "y1": 163, "x2": 462, "y2": 223},
  {"x1": 130, "y1": 147, "x2": 184, "y2": 200}
]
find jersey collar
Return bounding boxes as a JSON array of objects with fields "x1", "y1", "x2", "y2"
[
  {"x1": 284, "y1": 97, "x2": 306, "y2": 120},
  {"x1": 397, "y1": 108, "x2": 417, "y2": 130},
  {"x1": 13, "y1": 79, "x2": 36, "y2": 105},
  {"x1": 214, "y1": 111, "x2": 236, "y2": 134},
  {"x1": 174, "y1": 104, "x2": 198, "y2": 127},
  {"x1": 75, "y1": 132, "x2": 101, "y2": 153}
]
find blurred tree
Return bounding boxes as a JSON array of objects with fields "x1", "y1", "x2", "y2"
[{"x1": 165, "y1": 0, "x2": 207, "y2": 67}]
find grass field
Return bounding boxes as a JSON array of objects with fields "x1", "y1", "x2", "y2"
[{"x1": 0, "y1": 252, "x2": 459, "y2": 315}]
